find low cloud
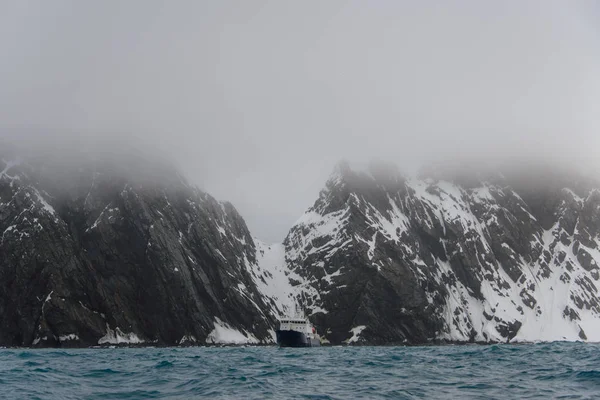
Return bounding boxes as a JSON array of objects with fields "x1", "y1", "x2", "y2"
[{"x1": 1, "y1": 1, "x2": 599, "y2": 241}]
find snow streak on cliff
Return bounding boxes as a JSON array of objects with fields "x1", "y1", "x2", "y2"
[
  {"x1": 265, "y1": 161, "x2": 600, "y2": 344},
  {"x1": 3, "y1": 149, "x2": 600, "y2": 347}
]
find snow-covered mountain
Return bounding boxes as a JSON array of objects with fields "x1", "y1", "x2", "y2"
[
  {"x1": 272, "y1": 161, "x2": 600, "y2": 344},
  {"x1": 2, "y1": 147, "x2": 600, "y2": 347}
]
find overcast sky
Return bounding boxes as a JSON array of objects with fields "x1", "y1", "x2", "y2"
[{"x1": 1, "y1": 1, "x2": 599, "y2": 242}]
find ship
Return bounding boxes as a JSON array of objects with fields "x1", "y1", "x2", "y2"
[{"x1": 276, "y1": 308, "x2": 321, "y2": 347}]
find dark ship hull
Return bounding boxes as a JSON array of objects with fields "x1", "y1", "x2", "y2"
[{"x1": 276, "y1": 330, "x2": 321, "y2": 347}]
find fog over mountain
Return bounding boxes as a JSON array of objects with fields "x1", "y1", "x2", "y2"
[{"x1": 1, "y1": 1, "x2": 600, "y2": 242}]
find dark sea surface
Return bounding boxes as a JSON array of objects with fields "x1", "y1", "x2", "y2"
[{"x1": 1, "y1": 343, "x2": 599, "y2": 399}]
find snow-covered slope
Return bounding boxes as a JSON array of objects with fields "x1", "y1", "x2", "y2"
[
  {"x1": 263, "y1": 161, "x2": 600, "y2": 344},
  {"x1": 248, "y1": 241, "x2": 294, "y2": 316}
]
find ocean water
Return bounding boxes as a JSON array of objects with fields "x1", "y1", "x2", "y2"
[{"x1": 1, "y1": 343, "x2": 599, "y2": 399}]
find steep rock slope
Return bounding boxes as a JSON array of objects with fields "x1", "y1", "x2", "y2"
[
  {"x1": 0, "y1": 152, "x2": 275, "y2": 347},
  {"x1": 4, "y1": 146, "x2": 600, "y2": 347},
  {"x1": 281, "y1": 161, "x2": 600, "y2": 344}
]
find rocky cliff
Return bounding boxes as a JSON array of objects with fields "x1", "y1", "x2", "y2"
[
  {"x1": 2, "y1": 149, "x2": 600, "y2": 347},
  {"x1": 0, "y1": 149, "x2": 277, "y2": 347},
  {"x1": 278, "y1": 161, "x2": 600, "y2": 344}
]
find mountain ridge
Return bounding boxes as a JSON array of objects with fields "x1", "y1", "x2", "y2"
[
  {"x1": 277, "y1": 160, "x2": 600, "y2": 344},
  {"x1": 2, "y1": 150, "x2": 600, "y2": 347}
]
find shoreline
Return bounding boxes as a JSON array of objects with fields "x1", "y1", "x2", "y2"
[{"x1": 0, "y1": 339, "x2": 592, "y2": 350}]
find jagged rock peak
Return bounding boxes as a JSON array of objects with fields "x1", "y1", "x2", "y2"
[
  {"x1": 325, "y1": 159, "x2": 406, "y2": 199},
  {"x1": 282, "y1": 159, "x2": 600, "y2": 345}
]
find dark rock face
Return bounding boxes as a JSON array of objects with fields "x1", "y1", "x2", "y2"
[
  {"x1": 3, "y1": 150, "x2": 600, "y2": 347},
  {"x1": 283, "y1": 161, "x2": 600, "y2": 344},
  {"x1": 0, "y1": 154, "x2": 274, "y2": 347}
]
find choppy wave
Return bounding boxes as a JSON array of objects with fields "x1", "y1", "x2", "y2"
[{"x1": 1, "y1": 343, "x2": 599, "y2": 399}]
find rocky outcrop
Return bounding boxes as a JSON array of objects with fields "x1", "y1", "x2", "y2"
[
  {"x1": 280, "y1": 161, "x2": 600, "y2": 344},
  {"x1": 0, "y1": 152, "x2": 276, "y2": 347},
  {"x1": 3, "y1": 148, "x2": 600, "y2": 347}
]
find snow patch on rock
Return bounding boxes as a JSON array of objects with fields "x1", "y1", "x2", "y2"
[
  {"x1": 98, "y1": 325, "x2": 144, "y2": 345},
  {"x1": 345, "y1": 326, "x2": 367, "y2": 344},
  {"x1": 206, "y1": 318, "x2": 259, "y2": 344},
  {"x1": 59, "y1": 334, "x2": 79, "y2": 342}
]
